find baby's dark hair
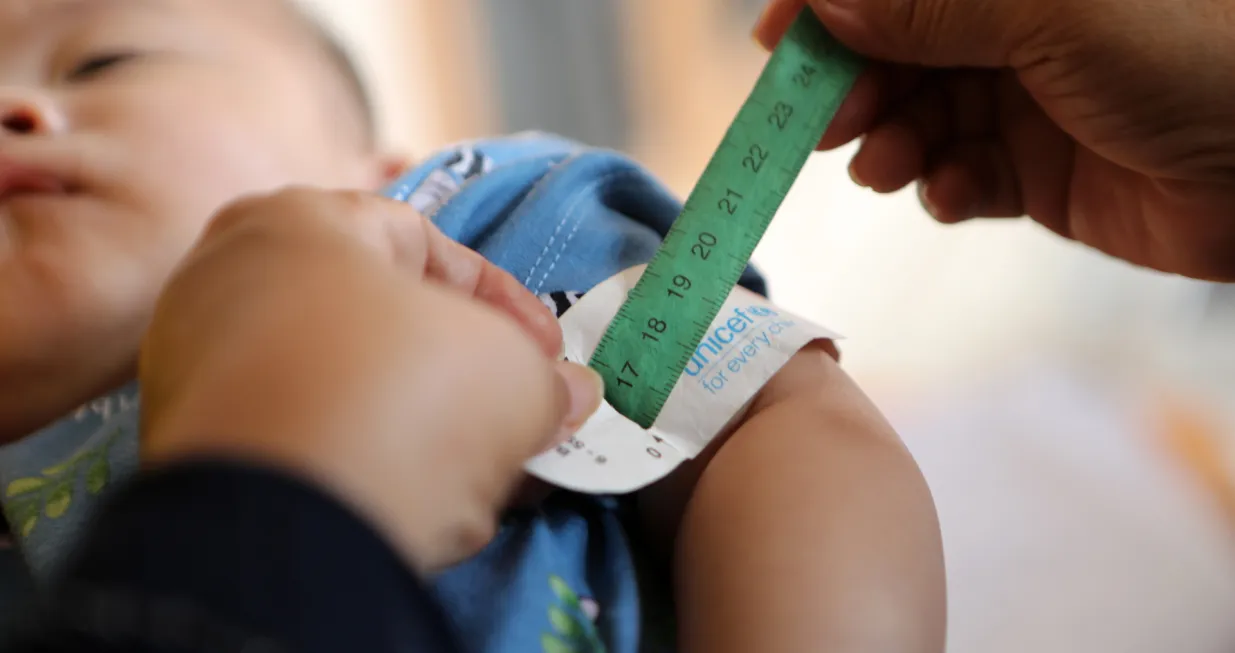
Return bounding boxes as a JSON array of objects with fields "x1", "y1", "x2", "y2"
[{"x1": 289, "y1": 4, "x2": 377, "y2": 144}]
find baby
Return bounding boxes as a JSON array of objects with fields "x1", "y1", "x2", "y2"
[{"x1": 0, "y1": 1, "x2": 943, "y2": 651}]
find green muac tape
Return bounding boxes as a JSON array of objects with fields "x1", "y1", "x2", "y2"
[{"x1": 588, "y1": 9, "x2": 864, "y2": 428}]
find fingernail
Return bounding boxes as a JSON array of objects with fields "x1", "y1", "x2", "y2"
[
  {"x1": 555, "y1": 362, "x2": 604, "y2": 435},
  {"x1": 848, "y1": 160, "x2": 868, "y2": 188},
  {"x1": 916, "y1": 182, "x2": 939, "y2": 218},
  {"x1": 553, "y1": 322, "x2": 566, "y2": 360},
  {"x1": 752, "y1": 0, "x2": 790, "y2": 50}
]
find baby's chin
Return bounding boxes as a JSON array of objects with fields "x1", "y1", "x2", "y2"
[
  {"x1": 0, "y1": 282, "x2": 148, "y2": 441},
  {"x1": 0, "y1": 230, "x2": 168, "y2": 439}
]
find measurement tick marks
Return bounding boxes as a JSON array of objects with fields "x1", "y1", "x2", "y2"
[{"x1": 588, "y1": 8, "x2": 863, "y2": 428}]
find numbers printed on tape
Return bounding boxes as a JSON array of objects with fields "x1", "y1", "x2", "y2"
[{"x1": 588, "y1": 9, "x2": 864, "y2": 427}]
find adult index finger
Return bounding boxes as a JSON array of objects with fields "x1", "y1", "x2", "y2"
[{"x1": 381, "y1": 199, "x2": 564, "y2": 360}]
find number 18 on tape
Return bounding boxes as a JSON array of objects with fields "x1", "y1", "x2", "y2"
[{"x1": 588, "y1": 9, "x2": 864, "y2": 428}]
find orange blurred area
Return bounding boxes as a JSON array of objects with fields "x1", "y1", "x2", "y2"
[{"x1": 299, "y1": 2, "x2": 1235, "y2": 650}]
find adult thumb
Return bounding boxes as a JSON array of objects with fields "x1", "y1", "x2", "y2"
[
  {"x1": 544, "y1": 361, "x2": 604, "y2": 451},
  {"x1": 754, "y1": 0, "x2": 1060, "y2": 68}
]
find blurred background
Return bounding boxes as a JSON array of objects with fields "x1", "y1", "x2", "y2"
[{"x1": 301, "y1": 1, "x2": 1235, "y2": 650}]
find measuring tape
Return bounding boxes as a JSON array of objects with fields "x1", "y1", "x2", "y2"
[{"x1": 588, "y1": 9, "x2": 863, "y2": 428}]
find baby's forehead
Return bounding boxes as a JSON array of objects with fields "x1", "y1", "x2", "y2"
[{"x1": 200, "y1": 0, "x2": 374, "y2": 137}]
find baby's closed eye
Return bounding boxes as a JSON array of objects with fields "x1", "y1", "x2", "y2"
[{"x1": 66, "y1": 51, "x2": 143, "y2": 82}]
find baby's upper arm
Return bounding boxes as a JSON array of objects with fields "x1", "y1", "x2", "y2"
[{"x1": 633, "y1": 338, "x2": 850, "y2": 563}]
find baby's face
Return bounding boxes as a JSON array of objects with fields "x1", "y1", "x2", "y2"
[{"x1": 0, "y1": 0, "x2": 392, "y2": 438}]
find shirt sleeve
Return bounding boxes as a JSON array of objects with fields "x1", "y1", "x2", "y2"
[{"x1": 3, "y1": 460, "x2": 463, "y2": 653}]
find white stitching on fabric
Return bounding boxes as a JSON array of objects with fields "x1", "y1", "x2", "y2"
[
  {"x1": 535, "y1": 214, "x2": 584, "y2": 294},
  {"x1": 527, "y1": 177, "x2": 600, "y2": 295},
  {"x1": 523, "y1": 213, "x2": 570, "y2": 288},
  {"x1": 523, "y1": 173, "x2": 648, "y2": 294}
]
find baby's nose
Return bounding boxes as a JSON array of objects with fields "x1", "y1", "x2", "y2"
[{"x1": 0, "y1": 88, "x2": 65, "y2": 136}]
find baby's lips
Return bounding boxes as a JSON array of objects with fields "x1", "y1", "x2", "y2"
[{"x1": 0, "y1": 158, "x2": 66, "y2": 199}]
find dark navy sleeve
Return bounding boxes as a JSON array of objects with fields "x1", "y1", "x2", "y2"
[{"x1": 3, "y1": 461, "x2": 462, "y2": 653}]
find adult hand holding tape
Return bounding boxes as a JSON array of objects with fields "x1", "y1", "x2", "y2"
[{"x1": 756, "y1": 0, "x2": 1235, "y2": 282}]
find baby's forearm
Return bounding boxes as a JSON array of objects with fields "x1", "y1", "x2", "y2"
[{"x1": 674, "y1": 344, "x2": 946, "y2": 653}]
